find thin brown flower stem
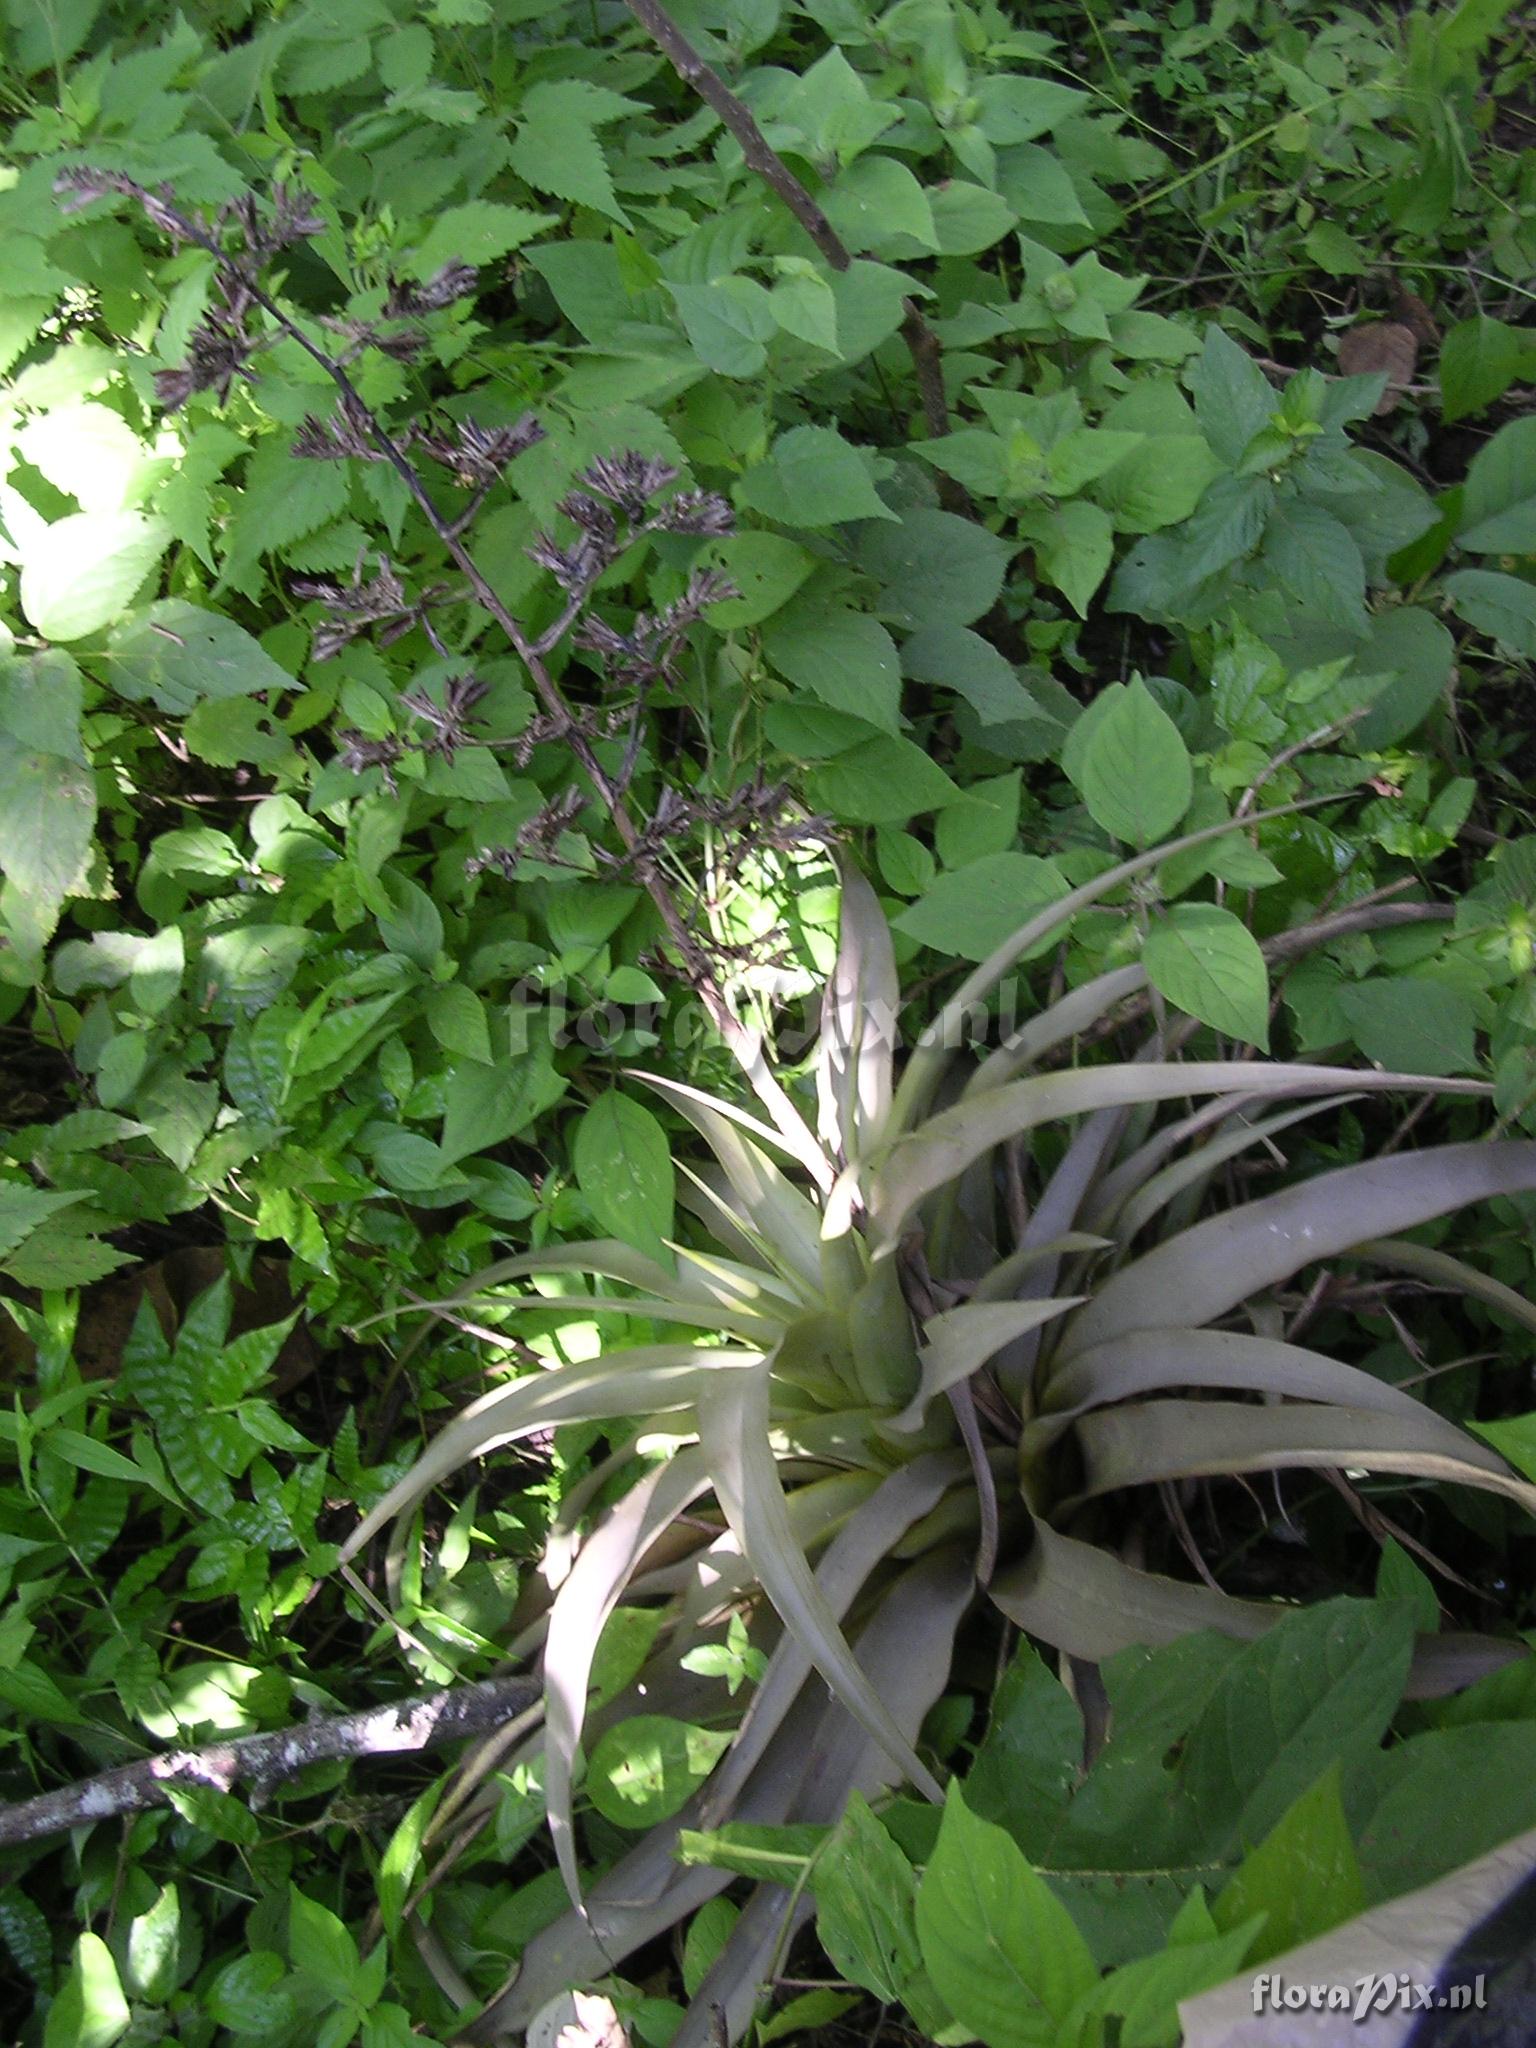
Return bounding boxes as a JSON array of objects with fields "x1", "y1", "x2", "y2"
[
  {"x1": 135, "y1": 198, "x2": 829, "y2": 1183},
  {"x1": 621, "y1": 0, "x2": 963, "y2": 489}
]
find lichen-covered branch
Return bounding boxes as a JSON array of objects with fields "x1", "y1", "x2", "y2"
[{"x1": 0, "y1": 1673, "x2": 541, "y2": 1851}]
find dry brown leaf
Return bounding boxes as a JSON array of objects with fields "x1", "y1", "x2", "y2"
[
  {"x1": 1337, "y1": 320, "x2": 1419, "y2": 414},
  {"x1": 1392, "y1": 287, "x2": 1440, "y2": 346}
]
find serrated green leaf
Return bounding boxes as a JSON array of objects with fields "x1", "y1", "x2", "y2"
[
  {"x1": 915, "y1": 1783, "x2": 1097, "y2": 2048},
  {"x1": 289, "y1": 1887, "x2": 360, "y2": 1989},
  {"x1": 1072, "y1": 678, "x2": 1192, "y2": 844},
  {"x1": 0, "y1": 748, "x2": 94, "y2": 943},
  {"x1": 407, "y1": 199, "x2": 558, "y2": 278},
  {"x1": 573, "y1": 1091, "x2": 675, "y2": 1260},
  {"x1": 823, "y1": 153, "x2": 937, "y2": 254},
  {"x1": 1144, "y1": 904, "x2": 1269, "y2": 1047},
  {"x1": 1021, "y1": 497, "x2": 1114, "y2": 616},
  {"x1": 764, "y1": 602, "x2": 901, "y2": 732},
  {"x1": 510, "y1": 79, "x2": 633, "y2": 223},
  {"x1": 1190, "y1": 328, "x2": 1278, "y2": 467},
  {"x1": 704, "y1": 532, "x2": 816, "y2": 627},
  {"x1": 902, "y1": 625, "x2": 1040, "y2": 725}
]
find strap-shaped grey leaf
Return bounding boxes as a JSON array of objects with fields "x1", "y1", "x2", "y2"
[
  {"x1": 971, "y1": 1235, "x2": 1113, "y2": 1303},
  {"x1": 349, "y1": 1235, "x2": 728, "y2": 1342},
  {"x1": 1344, "y1": 1234, "x2": 1536, "y2": 1339},
  {"x1": 872, "y1": 1061, "x2": 1485, "y2": 1244},
  {"x1": 1040, "y1": 1327, "x2": 1443, "y2": 1430},
  {"x1": 1068, "y1": 1398, "x2": 1536, "y2": 1513},
  {"x1": 989, "y1": 1518, "x2": 1279, "y2": 1661},
  {"x1": 643, "y1": 1074, "x2": 828, "y2": 1292},
  {"x1": 672, "y1": 1240, "x2": 804, "y2": 1315},
  {"x1": 817, "y1": 858, "x2": 898, "y2": 1164},
  {"x1": 1062, "y1": 1139, "x2": 1536, "y2": 1358},
  {"x1": 890, "y1": 798, "x2": 1319, "y2": 1131},
  {"x1": 699, "y1": 1451, "x2": 966, "y2": 1826},
  {"x1": 477, "y1": 1290, "x2": 782, "y2": 1341},
  {"x1": 969, "y1": 962, "x2": 1150, "y2": 1096},
  {"x1": 675, "y1": 1554, "x2": 973, "y2": 2044},
  {"x1": 339, "y1": 1345, "x2": 764, "y2": 1565},
  {"x1": 676, "y1": 1161, "x2": 807, "y2": 1289},
  {"x1": 695, "y1": 1362, "x2": 942, "y2": 1801},
  {"x1": 544, "y1": 1449, "x2": 713, "y2": 1908},
  {"x1": 674, "y1": 1880, "x2": 815, "y2": 2048},
  {"x1": 889, "y1": 1297, "x2": 1085, "y2": 1433},
  {"x1": 1089, "y1": 1093, "x2": 1361, "y2": 1242}
]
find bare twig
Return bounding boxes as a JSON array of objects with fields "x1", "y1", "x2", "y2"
[
  {"x1": 0, "y1": 1673, "x2": 542, "y2": 1851},
  {"x1": 1234, "y1": 705, "x2": 1373, "y2": 822},
  {"x1": 621, "y1": 0, "x2": 961, "y2": 479}
]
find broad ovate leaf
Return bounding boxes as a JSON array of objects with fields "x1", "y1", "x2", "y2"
[
  {"x1": 1143, "y1": 903, "x2": 1269, "y2": 1048},
  {"x1": 574, "y1": 1090, "x2": 676, "y2": 1262},
  {"x1": 20, "y1": 510, "x2": 170, "y2": 641},
  {"x1": 1070, "y1": 679, "x2": 1192, "y2": 846},
  {"x1": 915, "y1": 1783, "x2": 1097, "y2": 2048}
]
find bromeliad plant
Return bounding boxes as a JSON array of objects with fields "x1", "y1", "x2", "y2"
[{"x1": 342, "y1": 825, "x2": 1536, "y2": 2044}]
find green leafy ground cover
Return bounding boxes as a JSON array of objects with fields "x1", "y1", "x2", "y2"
[{"x1": 0, "y1": 0, "x2": 1535, "y2": 2039}]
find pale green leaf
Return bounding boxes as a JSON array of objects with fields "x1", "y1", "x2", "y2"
[
  {"x1": 894, "y1": 853, "x2": 1068, "y2": 963},
  {"x1": 20, "y1": 511, "x2": 170, "y2": 641},
  {"x1": 737, "y1": 425, "x2": 897, "y2": 527},
  {"x1": 586, "y1": 1714, "x2": 732, "y2": 1827},
  {"x1": 764, "y1": 603, "x2": 901, "y2": 732},
  {"x1": 107, "y1": 601, "x2": 297, "y2": 715},
  {"x1": 573, "y1": 1091, "x2": 675, "y2": 1259},
  {"x1": 407, "y1": 199, "x2": 558, "y2": 279},
  {"x1": 45, "y1": 1934, "x2": 129, "y2": 2048}
]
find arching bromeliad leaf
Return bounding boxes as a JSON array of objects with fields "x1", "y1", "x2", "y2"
[
  {"x1": 695, "y1": 1365, "x2": 942, "y2": 1803},
  {"x1": 1069, "y1": 1399, "x2": 1536, "y2": 1516},
  {"x1": 1063, "y1": 1140, "x2": 1536, "y2": 1357}
]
